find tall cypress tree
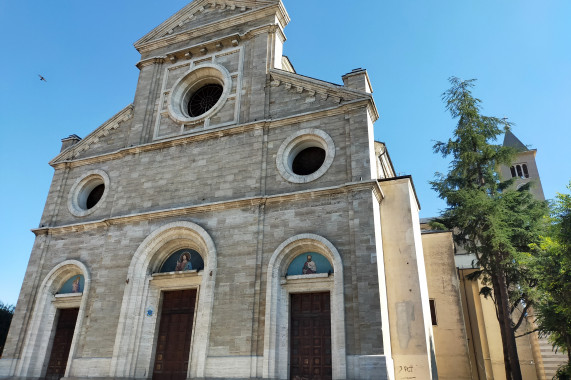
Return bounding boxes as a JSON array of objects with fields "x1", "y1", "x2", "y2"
[{"x1": 431, "y1": 77, "x2": 547, "y2": 380}]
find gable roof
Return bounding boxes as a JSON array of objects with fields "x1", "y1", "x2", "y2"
[
  {"x1": 134, "y1": 0, "x2": 289, "y2": 53},
  {"x1": 503, "y1": 130, "x2": 528, "y2": 151}
]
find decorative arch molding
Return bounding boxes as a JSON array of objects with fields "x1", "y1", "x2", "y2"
[
  {"x1": 109, "y1": 221, "x2": 217, "y2": 379},
  {"x1": 14, "y1": 260, "x2": 90, "y2": 378},
  {"x1": 263, "y1": 233, "x2": 347, "y2": 379}
]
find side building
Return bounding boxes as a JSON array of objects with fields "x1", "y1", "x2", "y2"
[
  {"x1": 422, "y1": 130, "x2": 565, "y2": 380},
  {"x1": 0, "y1": 1, "x2": 442, "y2": 380}
]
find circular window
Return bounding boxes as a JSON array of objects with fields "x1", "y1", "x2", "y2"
[
  {"x1": 291, "y1": 146, "x2": 326, "y2": 175},
  {"x1": 277, "y1": 129, "x2": 335, "y2": 183},
  {"x1": 188, "y1": 84, "x2": 223, "y2": 117},
  {"x1": 86, "y1": 184, "x2": 105, "y2": 209},
  {"x1": 68, "y1": 170, "x2": 110, "y2": 217},
  {"x1": 168, "y1": 64, "x2": 231, "y2": 123}
]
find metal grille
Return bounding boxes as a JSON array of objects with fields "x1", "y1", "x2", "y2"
[{"x1": 187, "y1": 84, "x2": 223, "y2": 117}]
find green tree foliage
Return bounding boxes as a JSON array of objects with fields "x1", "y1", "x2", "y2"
[
  {"x1": 0, "y1": 301, "x2": 15, "y2": 357},
  {"x1": 431, "y1": 77, "x2": 548, "y2": 380},
  {"x1": 532, "y1": 182, "x2": 571, "y2": 378}
]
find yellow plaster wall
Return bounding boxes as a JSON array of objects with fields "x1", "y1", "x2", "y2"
[
  {"x1": 422, "y1": 231, "x2": 473, "y2": 380},
  {"x1": 457, "y1": 269, "x2": 542, "y2": 380}
]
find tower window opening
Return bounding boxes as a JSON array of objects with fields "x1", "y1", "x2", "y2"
[
  {"x1": 429, "y1": 299, "x2": 437, "y2": 325},
  {"x1": 522, "y1": 164, "x2": 529, "y2": 178},
  {"x1": 516, "y1": 165, "x2": 523, "y2": 178},
  {"x1": 510, "y1": 166, "x2": 516, "y2": 178}
]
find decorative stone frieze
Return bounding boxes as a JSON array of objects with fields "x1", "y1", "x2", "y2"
[
  {"x1": 134, "y1": 1, "x2": 289, "y2": 54},
  {"x1": 135, "y1": 56, "x2": 165, "y2": 70},
  {"x1": 161, "y1": 1, "x2": 251, "y2": 39},
  {"x1": 138, "y1": 34, "x2": 240, "y2": 70},
  {"x1": 269, "y1": 69, "x2": 379, "y2": 121}
]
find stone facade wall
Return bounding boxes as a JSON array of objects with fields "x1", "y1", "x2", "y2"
[{"x1": 0, "y1": 2, "x2": 439, "y2": 379}]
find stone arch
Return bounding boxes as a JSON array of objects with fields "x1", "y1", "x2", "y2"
[
  {"x1": 263, "y1": 233, "x2": 346, "y2": 379},
  {"x1": 14, "y1": 260, "x2": 90, "y2": 378},
  {"x1": 109, "y1": 221, "x2": 216, "y2": 379}
]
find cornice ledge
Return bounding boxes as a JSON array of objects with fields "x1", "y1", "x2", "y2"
[
  {"x1": 269, "y1": 99, "x2": 373, "y2": 127},
  {"x1": 136, "y1": 3, "x2": 286, "y2": 55},
  {"x1": 136, "y1": 56, "x2": 166, "y2": 70},
  {"x1": 372, "y1": 180, "x2": 384, "y2": 203},
  {"x1": 51, "y1": 121, "x2": 265, "y2": 170},
  {"x1": 32, "y1": 181, "x2": 378, "y2": 235},
  {"x1": 50, "y1": 105, "x2": 134, "y2": 166},
  {"x1": 377, "y1": 175, "x2": 421, "y2": 211},
  {"x1": 269, "y1": 68, "x2": 379, "y2": 122},
  {"x1": 270, "y1": 69, "x2": 372, "y2": 98},
  {"x1": 269, "y1": 69, "x2": 378, "y2": 120},
  {"x1": 50, "y1": 104, "x2": 372, "y2": 170},
  {"x1": 137, "y1": 34, "x2": 241, "y2": 70}
]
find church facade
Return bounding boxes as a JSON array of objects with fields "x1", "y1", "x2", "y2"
[{"x1": 1, "y1": 1, "x2": 456, "y2": 379}]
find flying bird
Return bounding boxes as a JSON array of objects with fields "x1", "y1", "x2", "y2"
[{"x1": 38, "y1": 74, "x2": 47, "y2": 82}]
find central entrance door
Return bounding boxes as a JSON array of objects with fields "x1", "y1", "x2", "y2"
[
  {"x1": 153, "y1": 289, "x2": 197, "y2": 380},
  {"x1": 45, "y1": 308, "x2": 79, "y2": 380},
  {"x1": 290, "y1": 292, "x2": 332, "y2": 380}
]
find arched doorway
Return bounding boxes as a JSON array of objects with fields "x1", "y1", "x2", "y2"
[
  {"x1": 263, "y1": 234, "x2": 346, "y2": 380},
  {"x1": 14, "y1": 260, "x2": 90, "y2": 379},
  {"x1": 110, "y1": 221, "x2": 217, "y2": 379}
]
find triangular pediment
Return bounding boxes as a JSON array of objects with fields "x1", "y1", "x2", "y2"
[
  {"x1": 50, "y1": 105, "x2": 134, "y2": 165},
  {"x1": 135, "y1": 0, "x2": 286, "y2": 52}
]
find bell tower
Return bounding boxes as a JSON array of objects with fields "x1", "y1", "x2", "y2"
[{"x1": 501, "y1": 130, "x2": 545, "y2": 200}]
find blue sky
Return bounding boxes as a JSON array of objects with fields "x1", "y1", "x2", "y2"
[{"x1": 0, "y1": 0, "x2": 569, "y2": 305}]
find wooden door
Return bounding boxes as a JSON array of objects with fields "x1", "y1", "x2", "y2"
[
  {"x1": 290, "y1": 292, "x2": 332, "y2": 380},
  {"x1": 45, "y1": 308, "x2": 79, "y2": 380},
  {"x1": 152, "y1": 289, "x2": 197, "y2": 380}
]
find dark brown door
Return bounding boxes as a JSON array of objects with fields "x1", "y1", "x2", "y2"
[
  {"x1": 153, "y1": 289, "x2": 197, "y2": 380},
  {"x1": 45, "y1": 308, "x2": 79, "y2": 380},
  {"x1": 290, "y1": 292, "x2": 332, "y2": 380}
]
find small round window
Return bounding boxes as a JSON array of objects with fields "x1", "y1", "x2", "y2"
[
  {"x1": 277, "y1": 129, "x2": 335, "y2": 183},
  {"x1": 68, "y1": 170, "x2": 110, "y2": 217}
]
